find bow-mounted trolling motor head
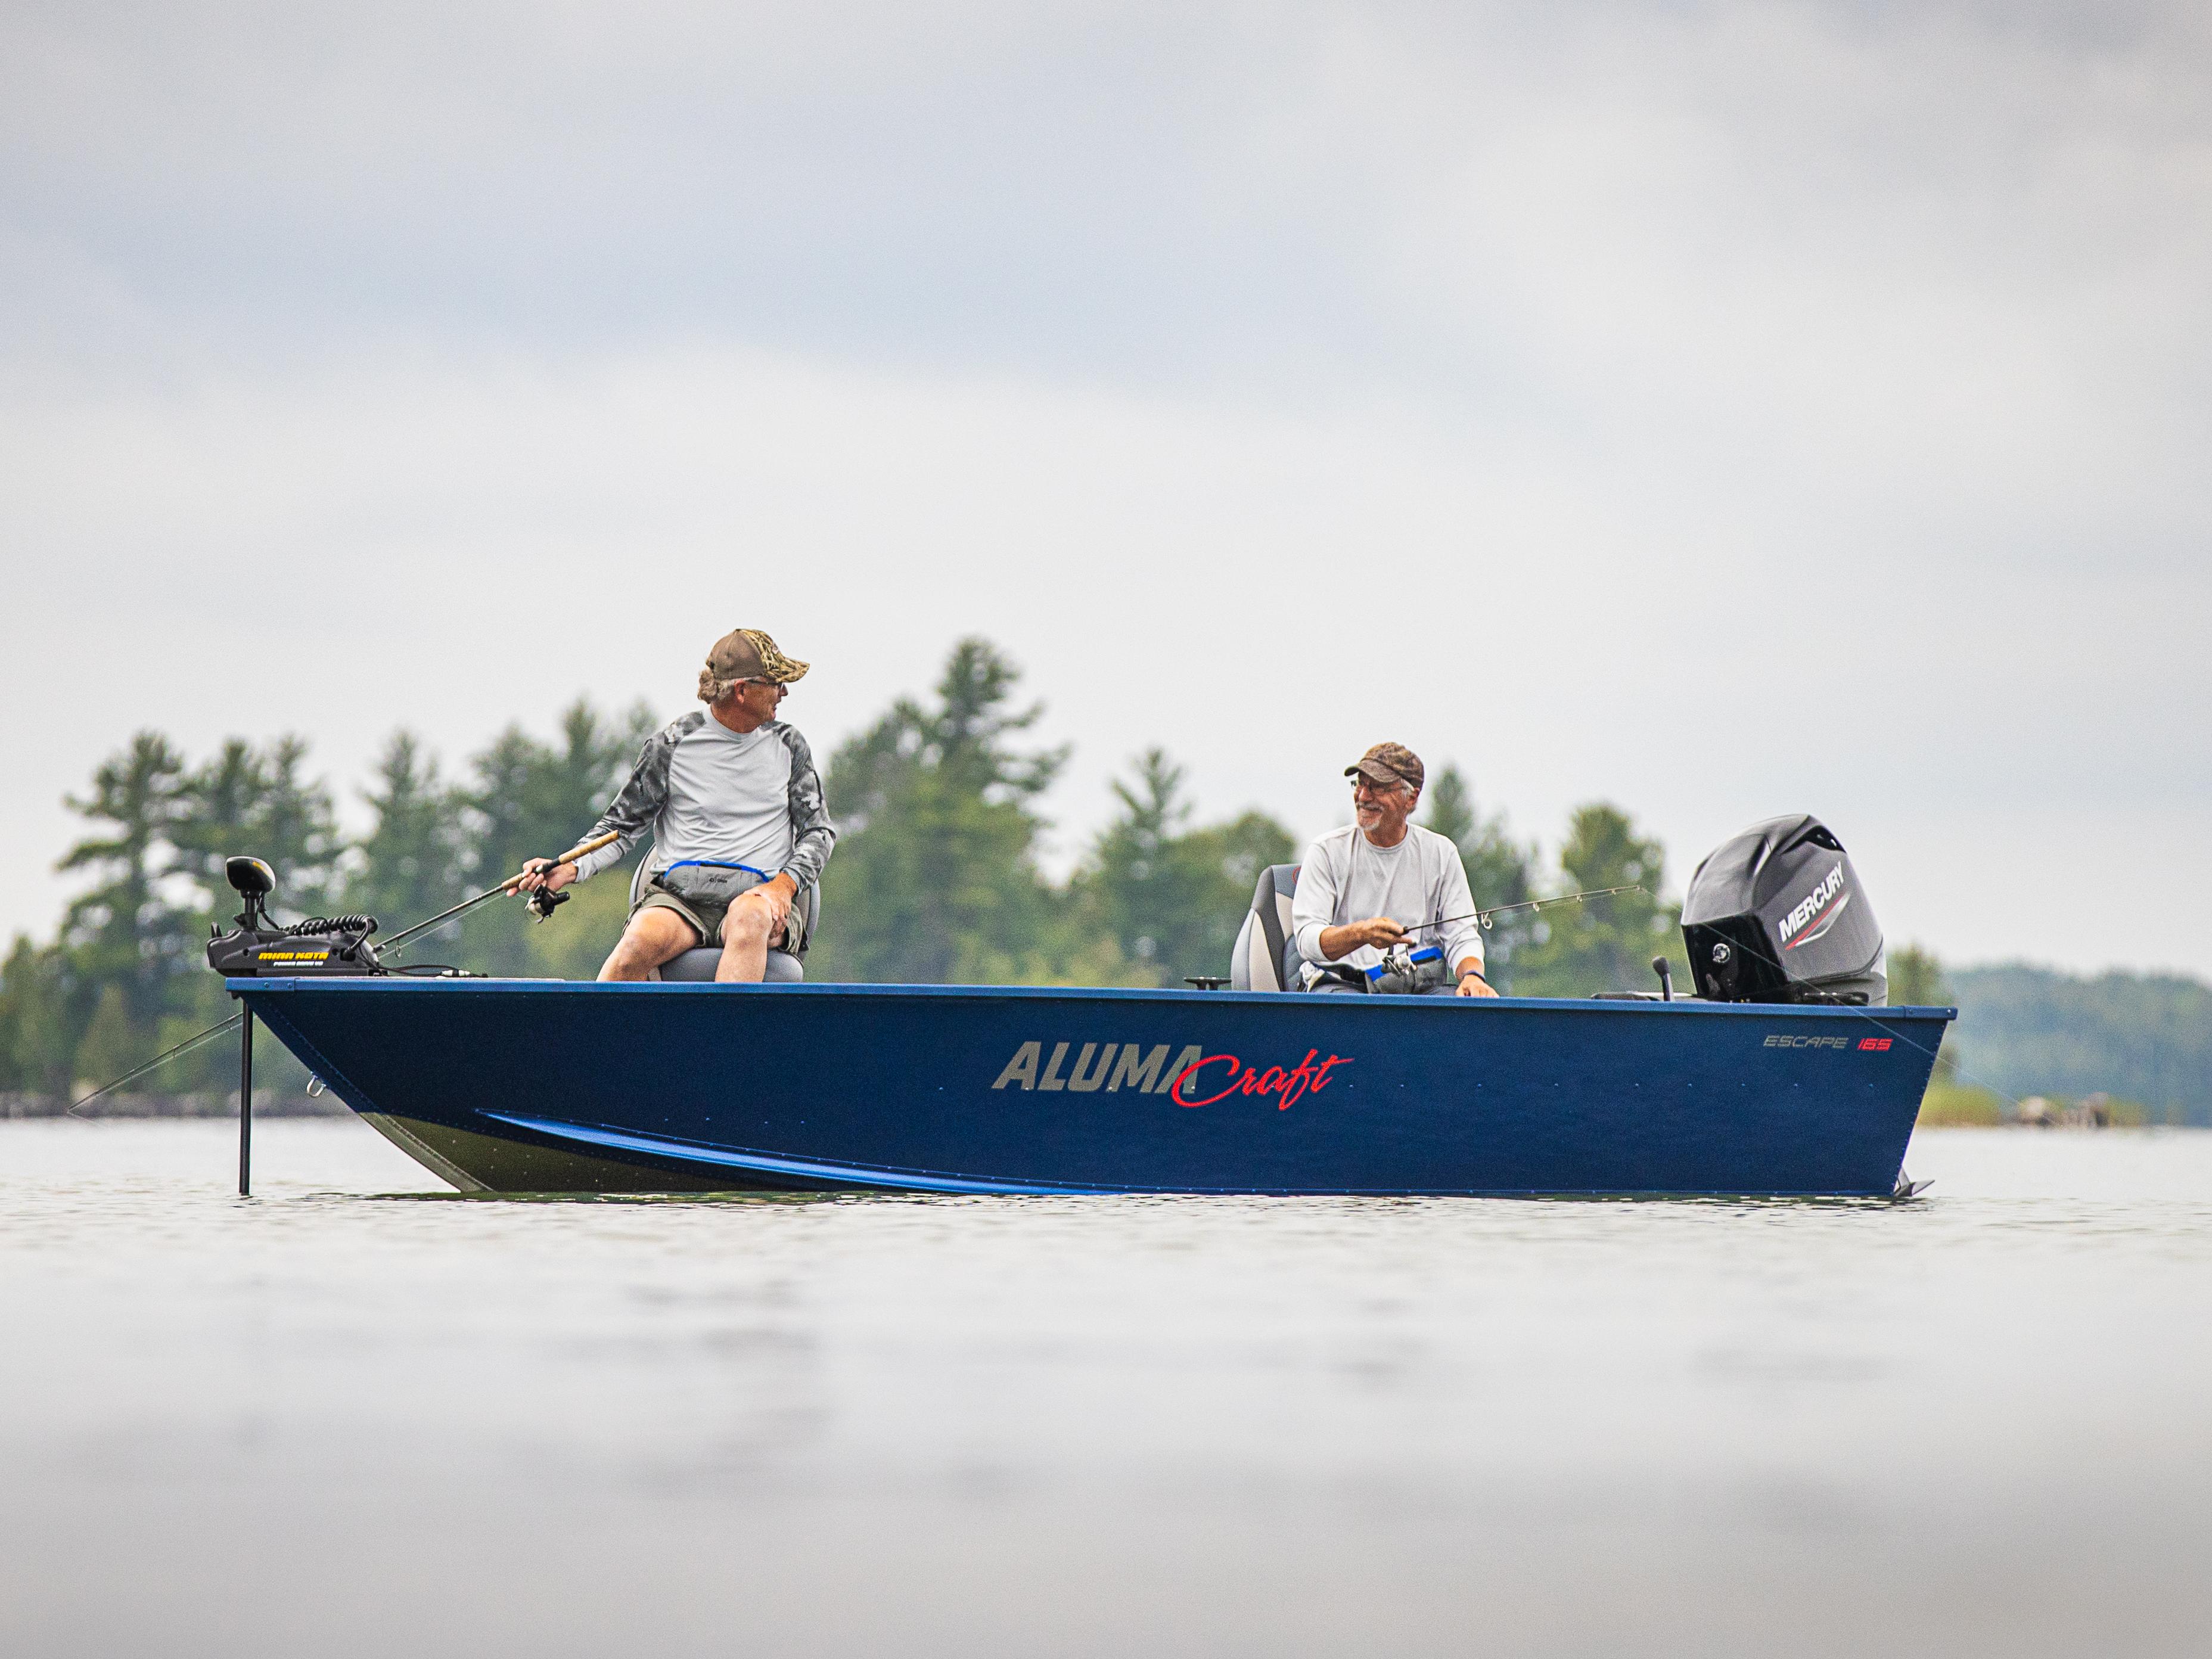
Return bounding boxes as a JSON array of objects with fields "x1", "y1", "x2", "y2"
[
  {"x1": 207, "y1": 855, "x2": 383, "y2": 978},
  {"x1": 225, "y1": 856, "x2": 277, "y2": 932}
]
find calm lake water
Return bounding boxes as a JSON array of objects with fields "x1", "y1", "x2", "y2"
[{"x1": 4, "y1": 1120, "x2": 2210, "y2": 1657}]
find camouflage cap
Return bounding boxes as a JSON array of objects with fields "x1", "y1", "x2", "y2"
[
  {"x1": 1345, "y1": 741, "x2": 1424, "y2": 794},
  {"x1": 707, "y1": 628, "x2": 810, "y2": 685}
]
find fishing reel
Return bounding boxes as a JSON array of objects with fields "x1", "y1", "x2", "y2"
[
  {"x1": 1363, "y1": 944, "x2": 1450, "y2": 995},
  {"x1": 206, "y1": 855, "x2": 383, "y2": 977}
]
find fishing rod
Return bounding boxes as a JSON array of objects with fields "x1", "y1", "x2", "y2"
[
  {"x1": 378, "y1": 830, "x2": 620, "y2": 956},
  {"x1": 69, "y1": 831, "x2": 622, "y2": 1115},
  {"x1": 1405, "y1": 884, "x2": 1645, "y2": 936}
]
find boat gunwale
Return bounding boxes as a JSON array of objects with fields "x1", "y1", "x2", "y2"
[{"x1": 229, "y1": 976, "x2": 1955, "y2": 1022}]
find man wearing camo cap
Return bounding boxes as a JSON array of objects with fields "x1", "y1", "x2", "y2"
[
  {"x1": 1290, "y1": 741, "x2": 1496, "y2": 996},
  {"x1": 516, "y1": 628, "x2": 837, "y2": 983}
]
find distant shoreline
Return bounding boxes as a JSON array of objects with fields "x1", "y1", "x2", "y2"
[{"x1": 2, "y1": 1093, "x2": 347, "y2": 1120}]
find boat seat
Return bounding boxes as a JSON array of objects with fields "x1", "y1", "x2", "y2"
[
  {"x1": 1228, "y1": 863, "x2": 1302, "y2": 992},
  {"x1": 630, "y1": 855, "x2": 813, "y2": 984},
  {"x1": 658, "y1": 946, "x2": 804, "y2": 983}
]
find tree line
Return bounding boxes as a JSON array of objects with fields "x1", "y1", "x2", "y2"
[{"x1": 0, "y1": 638, "x2": 1686, "y2": 1099}]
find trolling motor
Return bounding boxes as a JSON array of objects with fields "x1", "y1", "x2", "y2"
[{"x1": 206, "y1": 856, "x2": 383, "y2": 977}]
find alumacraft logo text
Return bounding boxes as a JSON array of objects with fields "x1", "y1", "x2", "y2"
[
  {"x1": 992, "y1": 1042, "x2": 1353, "y2": 1109},
  {"x1": 1778, "y1": 860, "x2": 1851, "y2": 951}
]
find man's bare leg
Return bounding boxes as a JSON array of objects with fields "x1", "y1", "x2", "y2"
[
  {"x1": 598, "y1": 907, "x2": 701, "y2": 981},
  {"x1": 715, "y1": 890, "x2": 781, "y2": 983}
]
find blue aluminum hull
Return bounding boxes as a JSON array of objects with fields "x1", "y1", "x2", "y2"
[{"x1": 234, "y1": 978, "x2": 1950, "y2": 1198}]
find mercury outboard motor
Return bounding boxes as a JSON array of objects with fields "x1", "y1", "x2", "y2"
[{"x1": 1680, "y1": 815, "x2": 1884, "y2": 1005}]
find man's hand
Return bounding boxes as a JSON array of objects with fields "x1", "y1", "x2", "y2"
[
  {"x1": 1456, "y1": 967, "x2": 1498, "y2": 998},
  {"x1": 743, "y1": 872, "x2": 799, "y2": 943},
  {"x1": 1318, "y1": 916, "x2": 1409, "y2": 959},
  {"x1": 511, "y1": 859, "x2": 578, "y2": 896}
]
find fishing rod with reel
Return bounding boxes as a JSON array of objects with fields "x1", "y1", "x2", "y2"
[{"x1": 1355, "y1": 885, "x2": 1649, "y2": 995}]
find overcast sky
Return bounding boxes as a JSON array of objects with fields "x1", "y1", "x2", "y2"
[{"x1": 4, "y1": 0, "x2": 2207, "y2": 976}]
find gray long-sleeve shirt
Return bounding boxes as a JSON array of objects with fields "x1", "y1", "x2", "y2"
[
  {"x1": 570, "y1": 712, "x2": 837, "y2": 891},
  {"x1": 1291, "y1": 822, "x2": 1484, "y2": 984}
]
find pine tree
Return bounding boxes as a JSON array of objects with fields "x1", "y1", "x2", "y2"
[
  {"x1": 1080, "y1": 750, "x2": 1292, "y2": 985},
  {"x1": 468, "y1": 698, "x2": 655, "y2": 890},
  {"x1": 58, "y1": 732, "x2": 191, "y2": 1036},
  {"x1": 459, "y1": 698, "x2": 656, "y2": 974},
  {"x1": 813, "y1": 639, "x2": 1076, "y2": 984},
  {"x1": 251, "y1": 736, "x2": 340, "y2": 912},
  {"x1": 170, "y1": 735, "x2": 340, "y2": 922},
  {"x1": 1510, "y1": 803, "x2": 1685, "y2": 998},
  {"x1": 348, "y1": 731, "x2": 468, "y2": 931}
]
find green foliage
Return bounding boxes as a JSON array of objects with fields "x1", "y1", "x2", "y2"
[
  {"x1": 1419, "y1": 765, "x2": 1537, "y2": 990},
  {"x1": 1887, "y1": 942, "x2": 1951, "y2": 1006},
  {"x1": 1887, "y1": 942, "x2": 1961, "y2": 1082},
  {"x1": 2, "y1": 701, "x2": 662, "y2": 1098},
  {"x1": 453, "y1": 698, "x2": 658, "y2": 977},
  {"x1": 810, "y1": 639, "x2": 1092, "y2": 984},
  {"x1": 1508, "y1": 803, "x2": 1685, "y2": 998},
  {"x1": 468, "y1": 700, "x2": 658, "y2": 888},
  {"x1": 172, "y1": 734, "x2": 344, "y2": 950},
  {"x1": 72, "y1": 986, "x2": 141, "y2": 1092},
  {"x1": 1916, "y1": 1081, "x2": 2004, "y2": 1127},
  {"x1": 57, "y1": 731, "x2": 192, "y2": 1032},
  {"x1": 0, "y1": 936, "x2": 72, "y2": 1093},
  {"x1": 346, "y1": 732, "x2": 469, "y2": 928},
  {"x1": 524, "y1": 874, "x2": 635, "y2": 981},
  {"x1": 1076, "y1": 749, "x2": 1294, "y2": 986}
]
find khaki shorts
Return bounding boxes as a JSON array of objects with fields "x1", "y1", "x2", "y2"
[{"x1": 632, "y1": 887, "x2": 798, "y2": 952}]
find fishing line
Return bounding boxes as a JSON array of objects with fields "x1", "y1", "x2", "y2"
[
  {"x1": 68, "y1": 1015, "x2": 243, "y2": 1117},
  {"x1": 1403, "y1": 884, "x2": 1646, "y2": 939}
]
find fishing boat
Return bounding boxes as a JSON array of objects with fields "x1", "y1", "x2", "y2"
[
  {"x1": 218, "y1": 812, "x2": 1948, "y2": 1198},
  {"x1": 235, "y1": 974, "x2": 1949, "y2": 1197}
]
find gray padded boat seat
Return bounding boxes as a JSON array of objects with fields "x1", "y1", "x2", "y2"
[
  {"x1": 658, "y1": 946, "x2": 804, "y2": 983},
  {"x1": 629, "y1": 855, "x2": 812, "y2": 984},
  {"x1": 1228, "y1": 863, "x2": 1302, "y2": 992}
]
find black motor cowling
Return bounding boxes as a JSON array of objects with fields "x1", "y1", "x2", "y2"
[
  {"x1": 207, "y1": 914, "x2": 382, "y2": 977},
  {"x1": 1680, "y1": 815, "x2": 1884, "y2": 1005}
]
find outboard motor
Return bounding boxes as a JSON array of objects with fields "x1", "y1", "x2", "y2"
[{"x1": 1680, "y1": 816, "x2": 1884, "y2": 1005}]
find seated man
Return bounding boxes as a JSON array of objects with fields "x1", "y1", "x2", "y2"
[
  {"x1": 515, "y1": 627, "x2": 836, "y2": 983},
  {"x1": 1291, "y1": 742, "x2": 1497, "y2": 996}
]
